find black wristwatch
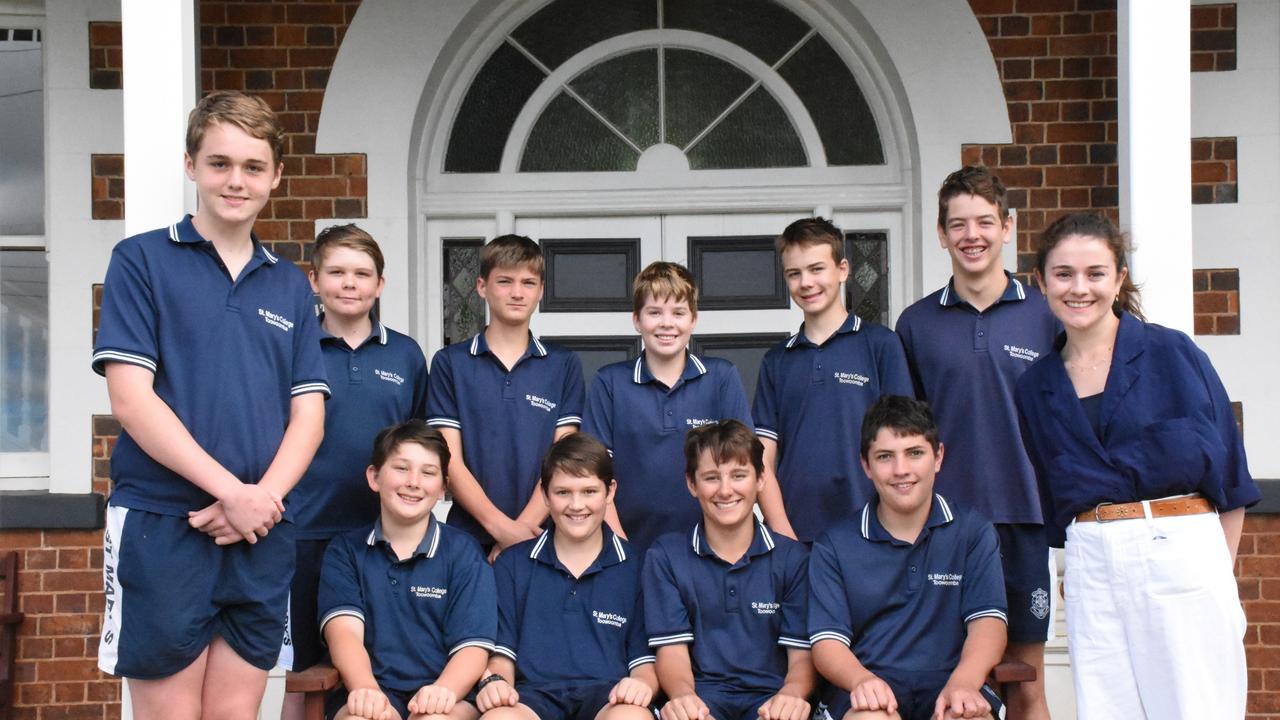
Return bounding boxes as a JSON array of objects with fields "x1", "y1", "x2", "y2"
[{"x1": 477, "y1": 674, "x2": 507, "y2": 690}]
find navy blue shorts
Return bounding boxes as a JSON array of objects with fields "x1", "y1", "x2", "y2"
[
  {"x1": 97, "y1": 505, "x2": 296, "y2": 678},
  {"x1": 519, "y1": 681, "x2": 624, "y2": 720},
  {"x1": 824, "y1": 670, "x2": 1002, "y2": 720},
  {"x1": 282, "y1": 538, "x2": 332, "y2": 671},
  {"x1": 994, "y1": 523, "x2": 1054, "y2": 644},
  {"x1": 698, "y1": 688, "x2": 774, "y2": 720}
]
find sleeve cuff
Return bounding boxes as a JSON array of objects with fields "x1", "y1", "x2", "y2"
[
  {"x1": 493, "y1": 645, "x2": 517, "y2": 662},
  {"x1": 627, "y1": 655, "x2": 657, "y2": 670},
  {"x1": 648, "y1": 632, "x2": 694, "y2": 647},
  {"x1": 291, "y1": 381, "x2": 331, "y2": 398},
  {"x1": 428, "y1": 417, "x2": 462, "y2": 429},
  {"x1": 964, "y1": 609, "x2": 1009, "y2": 624},
  {"x1": 319, "y1": 606, "x2": 364, "y2": 632},
  {"x1": 92, "y1": 349, "x2": 158, "y2": 376},
  {"x1": 809, "y1": 630, "x2": 851, "y2": 647},
  {"x1": 778, "y1": 635, "x2": 812, "y2": 649},
  {"x1": 450, "y1": 638, "x2": 496, "y2": 655},
  {"x1": 755, "y1": 427, "x2": 778, "y2": 441},
  {"x1": 556, "y1": 415, "x2": 583, "y2": 427}
]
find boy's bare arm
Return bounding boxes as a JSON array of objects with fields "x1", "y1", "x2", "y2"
[
  {"x1": 933, "y1": 617, "x2": 1006, "y2": 718},
  {"x1": 325, "y1": 616, "x2": 381, "y2": 695},
  {"x1": 408, "y1": 645, "x2": 489, "y2": 716},
  {"x1": 106, "y1": 363, "x2": 277, "y2": 542},
  {"x1": 757, "y1": 438, "x2": 796, "y2": 540},
  {"x1": 510, "y1": 425, "x2": 578, "y2": 533},
  {"x1": 474, "y1": 655, "x2": 519, "y2": 712},
  {"x1": 438, "y1": 428, "x2": 538, "y2": 547},
  {"x1": 812, "y1": 638, "x2": 897, "y2": 714},
  {"x1": 258, "y1": 392, "x2": 325, "y2": 501},
  {"x1": 759, "y1": 649, "x2": 815, "y2": 720},
  {"x1": 656, "y1": 644, "x2": 709, "y2": 720}
]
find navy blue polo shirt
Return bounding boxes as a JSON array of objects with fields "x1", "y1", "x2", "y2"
[
  {"x1": 291, "y1": 320, "x2": 429, "y2": 539},
  {"x1": 808, "y1": 494, "x2": 1006, "y2": 676},
  {"x1": 895, "y1": 274, "x2": 1058, "y2": 525},
  {"x1": 427, "y1": 332, "x2": 585, "y2": 546},
  {"x1": 1015, "y1": 312, "x2": 1261, "y2": 547},
  {"x1": 643, "y1": 522, "x2": 809, "y2": 695},
  {"x1": 493, "y1": 527, "x2": 653, "y2": 688},
  {"x1": 92, "y1": 216, "x2": 329, "y2": 517},
  {"x1": 753, "y1": 315, "x2": 913, "y2": 542},
  {"x1": 318, "y1": 516, "x2": 496, "y2": 694},
  {"x1": 583, "y1": 353, "x2": 753, "y2": 549}
]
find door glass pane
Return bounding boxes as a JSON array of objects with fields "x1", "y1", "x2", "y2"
[
  {"x1": 844, "y1": 231, "x2": 889, "y2": 326},
  {"x1": 688, "y1": 236, "x2": 788, "y2": 309},
  {"x1": 0, "y1": 28, "x2": 43, "y2": 234},
  {"x1": 663, "y1": 0, "x2": 810, "y2": 66},
  {"x1": 664, "y1": 49, "x2": 754, "y2": 150},
  {"x1": 445, "y1": 42, "x2": 545, "y2": 173},
  {"x1": 541, "y1": 238, "x2": 639, "y2": 311},
  {"x1": 686, "y1": 86, "x2": 806, "y2": 169},
  {"x1": 443, "y1": 239, "x2": 486, "y2": 346},
  {"x1": 522, "y1": 92, "x2": 639, "y2": 172},
  {"x1": 777, "y1": 35, "x2": 884, "y2": 166},
  {"x1": 569, "y1": 49, "x2": 660, "y2": 150},
  {"x1": 691, "y1": 333, "x2": 789, "y2": 401},
  {"x1": 1, "y1": 249, "x2": 48, "y2": 452}
]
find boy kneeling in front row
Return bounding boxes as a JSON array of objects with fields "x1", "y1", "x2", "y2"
[
  {"x1": 644, "y1": 420, "x2": 815, "y2": 720},
  {"x1": 809, "y1": 396, "x2": 1007, "y2": 720},
  {"x1": 319, "y1": 421, "x2": 496, "y2": 720},
  {"x1": 477, "y1": 433, "x2": 658, "y2": 720}
]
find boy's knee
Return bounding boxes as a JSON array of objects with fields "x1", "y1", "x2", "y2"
[
  {"x1": 846, "y1": 711, "x2": 900, "y2": 720},
  {"x1": 596, "y1": 703, "x2": 653, "y2": 720},
  {"x1": 479, "y1": 704, "x2": 537, "y2": 720}
]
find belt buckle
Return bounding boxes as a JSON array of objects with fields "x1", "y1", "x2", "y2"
[{"x1": 1094, "y1": 502, "x2": 1114, "y2": 523}]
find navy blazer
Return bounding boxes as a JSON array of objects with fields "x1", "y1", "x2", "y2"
[{"x1": 1015, "y1": 312, "x2": 1259, "y2": 546}]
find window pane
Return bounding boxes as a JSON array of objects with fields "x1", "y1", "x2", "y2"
[
  {"x1": 541, "y1": 336, "x2": 640, "y2": 387},
  {"x1": 0, "y1": 30, "x2": 43, "y2": 234},
  {"x1": 1, "y1": 249, "x2": 48, "y2": 452},
  {"x1": 688, "y1": 236, "x2": 788, "y2": 309},
  {"x1": 686, "y1": 86, "x2": 807, "y2": 169},
  {"x1": 844, "y1": 231, "x2": 889, "y2": 326},
  {"x1": 690, "y1": 333, "x2": 789, "y2": 401},
  {"x1": 664, "y1": 49, "x2": 754, "y2": 150},
  {"x1": 663, "y1": 0, "x2": 810, "y2": 66},
  {"x1": 541, "y1": 238, "x2": 639, "y2": 312},
  {"x1": 569, "y1": 49, "x2": 660, "y2": 150},
  {"x1": 778, "y1": 35, "x2": 884, "y2": 166},
  {"x1": 511, "y1": 0, "x2": 657, "y2": 70},
  {"x1": 443, "y1": 239, "x2": 486, "y2": 346},
  {"x1": 444, "y1": 42, "x2": 545, "y2": 173},
  {"x1": 521, "y1": 92, "x2": 639, "y2": 172}
]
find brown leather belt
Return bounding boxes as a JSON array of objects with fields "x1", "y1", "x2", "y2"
[{"x1": 1075, "y1": 496, "x2": 1213, "y2": 523}]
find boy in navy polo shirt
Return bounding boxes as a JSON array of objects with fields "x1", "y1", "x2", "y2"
[
  {"x1": 477, "y1": 433, "x2": 657, "y2": 720},
  {"x1": 320, "y1": 421, "x2": 495, "y2": 720},
  {"x1": 584, "y1": 262, "x2": 753, "y2": 548},
  {"x1": 754, "y1": 218, "x2": 913, "y2": 543},
  {"x1": 644, "y1": 420, "x2": 814, "y2": 720},
  {"x1": 809, "y1": 396, "x2": 1007, "y2": 720},
  {"x1": 283, "y1": 225, "x2": 429, "y2": 700},
  {"x1": 93, "y1": 91, "x2": 328, "y2": 718},
  {"x1": 428, "y1": 235, "x2": 585, "y2": 557},
  {"x1": 895, "y1": 166, "x2": 1057, "y2": 720}
]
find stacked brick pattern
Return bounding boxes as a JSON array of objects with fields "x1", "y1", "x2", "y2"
[
  {"x1": 90, "y1": 155, "x2": 124, "y2": 221},
  {"x1": 198, "y1": 1, "x2": 367, "y2": 266},
  {"x1": 87, "y1": 22, "x2": 121, "y2": 91},
  {"x1": 1193, "y1": 268, "x2": 1241, "y2": 335},
  {"x1": 1239, "y1": 515, "x2": 1280, "y2": 717},
  {"x1": 962, "y1": 0, "x2": 1119, "y2": 276},
  {"x1": 1192, "y1": 3, "x2": 1237, "y2": 72},
  {"x1": 1192, "y1": 136, "x2": 1238, "y2": 204}
]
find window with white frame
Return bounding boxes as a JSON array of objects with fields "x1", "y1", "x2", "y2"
[{"x1": 0, "y1": 20, "x2": 48, "y2": 484}]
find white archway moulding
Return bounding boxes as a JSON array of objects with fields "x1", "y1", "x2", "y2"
[{"x1": 316, "y1": 0, "x2": 1011, "y2": 341}]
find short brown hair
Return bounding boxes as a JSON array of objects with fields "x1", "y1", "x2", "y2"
[
  {"x1": 1035, "y1": 212, "x2": 1144, "y2": 320},
  {"x1": 633, "y1": 262, "x2": 698, "y2": 316},
  {"x1": 481, "y1": 234, "x2": 544, "y2": 280},
  {"x1": 186, "y1": 91, "x2": 285, "y2": 166},
  {"x1": 776, "y1": 217, "x2": 845, "y2": 264},
  {"x1": 369, "y1": 420, "x2": 451, "y2": 480},
  {"x1": 313, "y1": 224, "x2": 385, "y2": 277},
  {"x1": 540, "y1": 433, "x2": 614, "y2": 492},
  {"x1": 937, "y1": 166, "x2": 1008, "y2": 227},
  {"x1": 684, "y1": 420, "x2": 764, "y2": 478}
]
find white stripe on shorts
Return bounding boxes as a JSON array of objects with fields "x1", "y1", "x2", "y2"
[
  {"x1": 276, "y1": 590, "x2": 295, "y2": 671},
  {"x1": 97, "y1": 506, "x2": 129, "y2": 675}
]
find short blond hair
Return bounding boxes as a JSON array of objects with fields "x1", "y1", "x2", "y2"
[
  {"x1": 632, "y1": 262, "x2": 698, "y2": 316},
  {"x1": 481, "y1": 234, "x2": 544, "y2": 280},
  {"x1": 186, "y1": 91, "x2": 285, "y2": 166}
]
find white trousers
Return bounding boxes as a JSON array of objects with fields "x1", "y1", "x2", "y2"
[{"x1": 1064, "y1": 508, "x2": 1247, "y2": 719}]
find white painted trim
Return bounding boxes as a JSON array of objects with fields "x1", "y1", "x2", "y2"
[
  {"x1": 498, "y1": 29, "x2": 829, "y2": 173},
  {"x1": 0, "y1": 235, "x2": 45, "y2": 249}
]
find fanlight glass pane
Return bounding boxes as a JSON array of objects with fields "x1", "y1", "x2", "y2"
[
  {"x1": 444, "y1": 43, "x2": 545, "y2": 173},
  {"x1": 664, "y1": 49, "x2": 754, "y2": 150},
  {"x1": 569, "y1": 49, "x2": 660, "y2": 150},
  {"x1": 511, "y1": 0, "x2": 657, "y2": 70},
  {"x1": 663, "y1": 0, "x2": 810, "y2": 66},
  {"x1": 522, "y1": 92, "x2": 639, "y2": 172},
  {"x1": 686, "y1": 86, "x2": 806, "y2": 169},
  {"x1": 778, "y1": 35, "x2": 884, "y2": 165}
]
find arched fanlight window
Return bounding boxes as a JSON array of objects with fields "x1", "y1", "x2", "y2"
[{"x1": 444, "y1": 0, "x2": 884, "y2": 173}]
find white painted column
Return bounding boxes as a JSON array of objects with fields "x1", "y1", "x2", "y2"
[
  {"x1": 120, "y1": 0, "x2": 197, "y2": 234},
  {"x1": 1118, "y1": 0, "x2": 1193, "y2": 333}
]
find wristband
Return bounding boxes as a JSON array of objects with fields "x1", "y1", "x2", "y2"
[{"x1": 477, "y1": 674, "x2": 507, "y2": 690}]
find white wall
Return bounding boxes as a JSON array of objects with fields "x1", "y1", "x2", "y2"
[{"x1": 1191, "y1": 0, "x2": 1280, "y2": 480}]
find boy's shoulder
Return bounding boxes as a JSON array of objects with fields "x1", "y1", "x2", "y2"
[{"x1": 897, "y1": 287, "x2": 948, "y2": 327}]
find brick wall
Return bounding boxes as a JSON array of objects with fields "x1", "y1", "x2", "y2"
[
  {"x1": 87, "y1": 22, "x2": 121, "y2": 91},
  {"x1": 1192, "y1": 3, "x2": 1237, "y2": 72},
  {"x1": 1192, "y1": 136, "x2": 1238, "y2": 204},
  {"x1": 1193, "y1": 267, "x2": 1241, "y2": 335},
  {"x1": 90, "y1": 155, "x2": 124, "y2": 221},
  {"x1": 1240, "y1": 515, "x2": 1280, "y2": 717}
]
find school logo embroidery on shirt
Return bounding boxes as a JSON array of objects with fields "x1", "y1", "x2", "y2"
[
  {"x1": 258, "y1": 308, "x2": 295, "y2": 332},
  {"x1": 1030, "y1": 587, "x2": 1050, "y2": 620},
  {"x1": 685, "y1": 418, "x2": 716, "y2": 428},
  {"x1": 525, "y1": 394, "x2": 556, "y2": 412},
  {"x1": 928, "y1": 572, "x2": 962, "y2": 587},
  {"x1": 592, "y1": 610, "x2": 628, "y2": 628},
  {"x1": 1003, "y1": 344, "x2": 1040, "y2": 362},
  {"x1": 410, "y1": 585, "x2": 447, "y2": 600},
  {"x1": 833, "y1": 371, "x2": 870, "y2": 387},
  {"x1": 374, "y1": 369, "x2": 405, "y2": 386},
  {"x1": 751, "y1": 601, "x2": 780, "y2": 615}
]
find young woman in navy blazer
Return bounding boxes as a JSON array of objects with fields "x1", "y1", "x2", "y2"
[{"x1": 1014, "y1": 212, "x2": 1258, "y2": 720}]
